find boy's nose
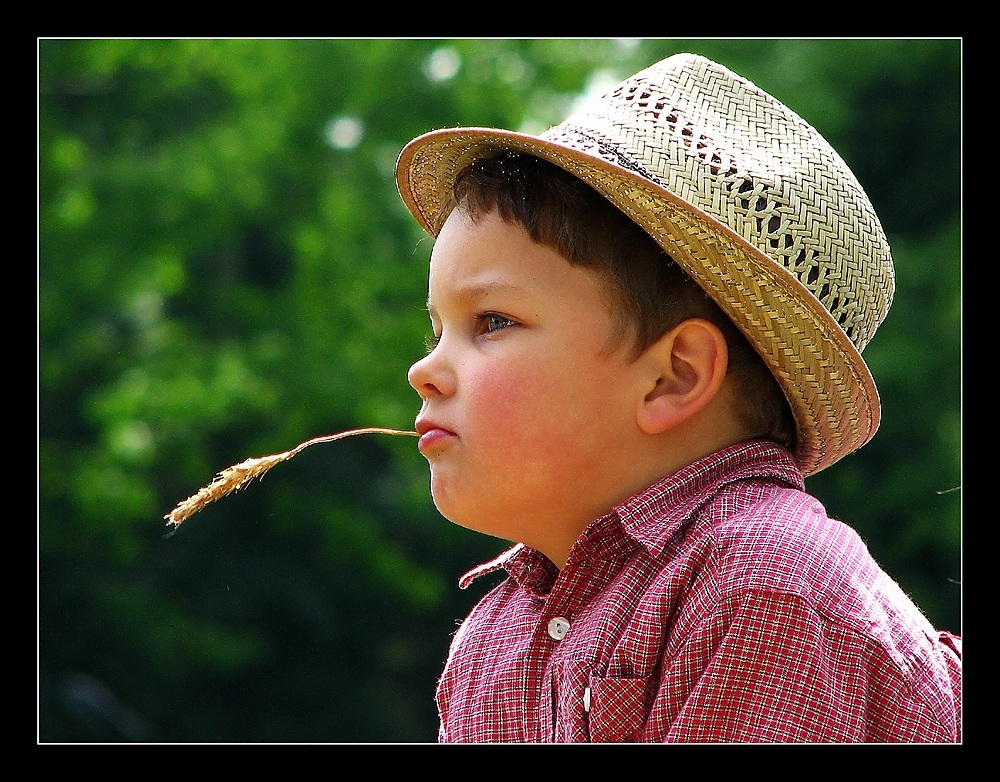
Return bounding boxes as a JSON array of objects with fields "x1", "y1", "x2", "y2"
[{"x1": 408, "y1": 349, "x2": 451, "y2": 400}]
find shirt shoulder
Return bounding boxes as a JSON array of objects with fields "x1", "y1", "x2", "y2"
[
  {"x1": 705, "y1": 486, "x2": 861, "y2": 595},
  {"x1": 695, "y1": 483, "x2": 947, "y2": 675}
]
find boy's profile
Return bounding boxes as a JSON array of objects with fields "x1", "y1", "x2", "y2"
[{"x1": 395, "y1": 52, "x2": 961, "y2": 742}]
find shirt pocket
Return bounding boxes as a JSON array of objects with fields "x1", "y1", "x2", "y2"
[{"x1": 586, "y1": 675, "x2": 651, "y2": 742}]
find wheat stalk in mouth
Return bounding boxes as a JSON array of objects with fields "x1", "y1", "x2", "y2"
[{"x1": 164, "y1": 427, "x2": 418, "y2": 531}]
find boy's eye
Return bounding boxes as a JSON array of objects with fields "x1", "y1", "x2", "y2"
[
  {"x1": 479, "y1": 313, "x2": 515, "y2": 334},
  {"x1": 423, "y1": 313, "x2": 514, "y2": 352}
]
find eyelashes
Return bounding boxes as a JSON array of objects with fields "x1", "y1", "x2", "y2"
[
  {"x1": 422, "y1": 312, "x2": 515, "y2": 354},
  {"x1": 479, "y1": 313, "x2": 515, "y2": 334}
]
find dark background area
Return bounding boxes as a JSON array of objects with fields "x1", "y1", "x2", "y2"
[{"x1": 38, "y1": 38, "x2": 961, "y2": 743}]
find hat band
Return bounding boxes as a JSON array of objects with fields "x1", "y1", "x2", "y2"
[{"x1": 543, "y1": 125, "x2": 660, "y2": 186}]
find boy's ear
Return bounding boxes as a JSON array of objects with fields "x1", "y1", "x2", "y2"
[{"x1": 636, "y1": 318, "x2": 729, "y2": 435}]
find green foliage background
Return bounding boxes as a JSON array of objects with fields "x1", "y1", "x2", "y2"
[{"x1": 38, "y1": 38, "x2": 961, "y2": 743}]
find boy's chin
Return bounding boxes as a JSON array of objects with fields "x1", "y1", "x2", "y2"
[{"x1": 434, "y1": 501, "x2": 514, "y2": 541}]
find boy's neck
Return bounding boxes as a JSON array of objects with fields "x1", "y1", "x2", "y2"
[{"x1": 538, "y1": 408, "x2": 752, "y2": 569}]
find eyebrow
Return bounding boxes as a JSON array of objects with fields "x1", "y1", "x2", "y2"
[{"x1": 425, "y1": 279, "x2": 530, "y2": 311}]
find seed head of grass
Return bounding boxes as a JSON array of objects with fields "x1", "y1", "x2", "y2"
[{"x1": 164, "y1": 427, "x2": 418, "y2": 533}]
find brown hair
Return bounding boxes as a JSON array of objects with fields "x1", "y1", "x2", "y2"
[{"x1": 437, "y1": 150, "x2": 795, "y2": 451}]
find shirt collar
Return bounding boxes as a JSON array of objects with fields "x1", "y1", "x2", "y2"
[
  {"x1": 612, "y1": 439, "x2": 803, "y2": 558},
  {"x1": 458, "y1": 543, "x2": 559, "y2": 592},
  {"x1": 457, "y1": 439, "x2": 804, "y2": 591}
]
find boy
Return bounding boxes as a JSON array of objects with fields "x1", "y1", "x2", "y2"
[{"x1": 396, "y1": 53, "x2": 961, "y2": 742}]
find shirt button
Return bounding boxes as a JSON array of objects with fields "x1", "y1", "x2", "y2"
[{"x1": 547, "y1": 616, "x2": 571, "y2": 641}]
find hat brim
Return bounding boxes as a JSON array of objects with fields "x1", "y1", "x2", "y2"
[{"x1": 396, "y1": 127, "x2": 879, "y2": 477}]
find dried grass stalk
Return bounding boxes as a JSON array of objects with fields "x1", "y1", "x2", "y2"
[{"x1": 164, "y1": 427, "x2": 418, "y2": 531}]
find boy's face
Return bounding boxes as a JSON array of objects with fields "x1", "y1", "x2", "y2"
[{"x1": 408, "y1": 208, "x2": 649, "y2": 563}]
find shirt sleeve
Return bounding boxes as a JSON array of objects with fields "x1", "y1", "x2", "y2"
[{"x1": 657, "y1": 589, "x2": 958, "y2": 742}]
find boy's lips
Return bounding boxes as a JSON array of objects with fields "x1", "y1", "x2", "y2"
[{"x1": 415, "y1": 418, "x2": 456, "y2": 454}]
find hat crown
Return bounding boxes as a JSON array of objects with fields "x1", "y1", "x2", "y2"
[{"x1": 542, "y1": 53, "x2": 894, "y2": 354}]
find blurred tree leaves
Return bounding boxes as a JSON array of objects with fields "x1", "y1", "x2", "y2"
[{"x1": 38, "y1": 38, "x2": 961, "y2": 742}]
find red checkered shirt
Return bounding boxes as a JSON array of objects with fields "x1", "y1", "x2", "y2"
[{"x1": 436, "y1": 440, "x2": 962, "y2": 743}]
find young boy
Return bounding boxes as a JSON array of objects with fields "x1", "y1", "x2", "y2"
[{"x1": 395, "y1": 53, "x2": 961, "y2": 742}]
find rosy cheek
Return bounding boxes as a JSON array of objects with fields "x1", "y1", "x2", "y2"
[
  {"x1": 468, "y1": 362, "x2": 571, "y2": 462},
  {"x1": 466, "y1": 366, "x2": 528, "y2": 425}
]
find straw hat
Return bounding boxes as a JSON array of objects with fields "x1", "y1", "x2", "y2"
[{"x1": 395, "y1": 52, "x2": 894, "y2": 476}]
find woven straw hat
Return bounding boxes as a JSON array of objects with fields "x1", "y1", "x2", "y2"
[{"x1": 396, "y1": 52, "x2": 894, "y2": 476}]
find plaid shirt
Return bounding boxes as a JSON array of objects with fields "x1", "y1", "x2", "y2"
[{"x1": 437, "y1": 440, "x2": 962, "y2": 743}]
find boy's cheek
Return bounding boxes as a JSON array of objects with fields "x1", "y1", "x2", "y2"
[{"x1": 467, "y1": 369, "x2": 552, "y2": 437}]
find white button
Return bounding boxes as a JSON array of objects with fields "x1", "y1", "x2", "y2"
[{"x1": 547, "y1": 616, "x2": 571, "y2": 640}]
